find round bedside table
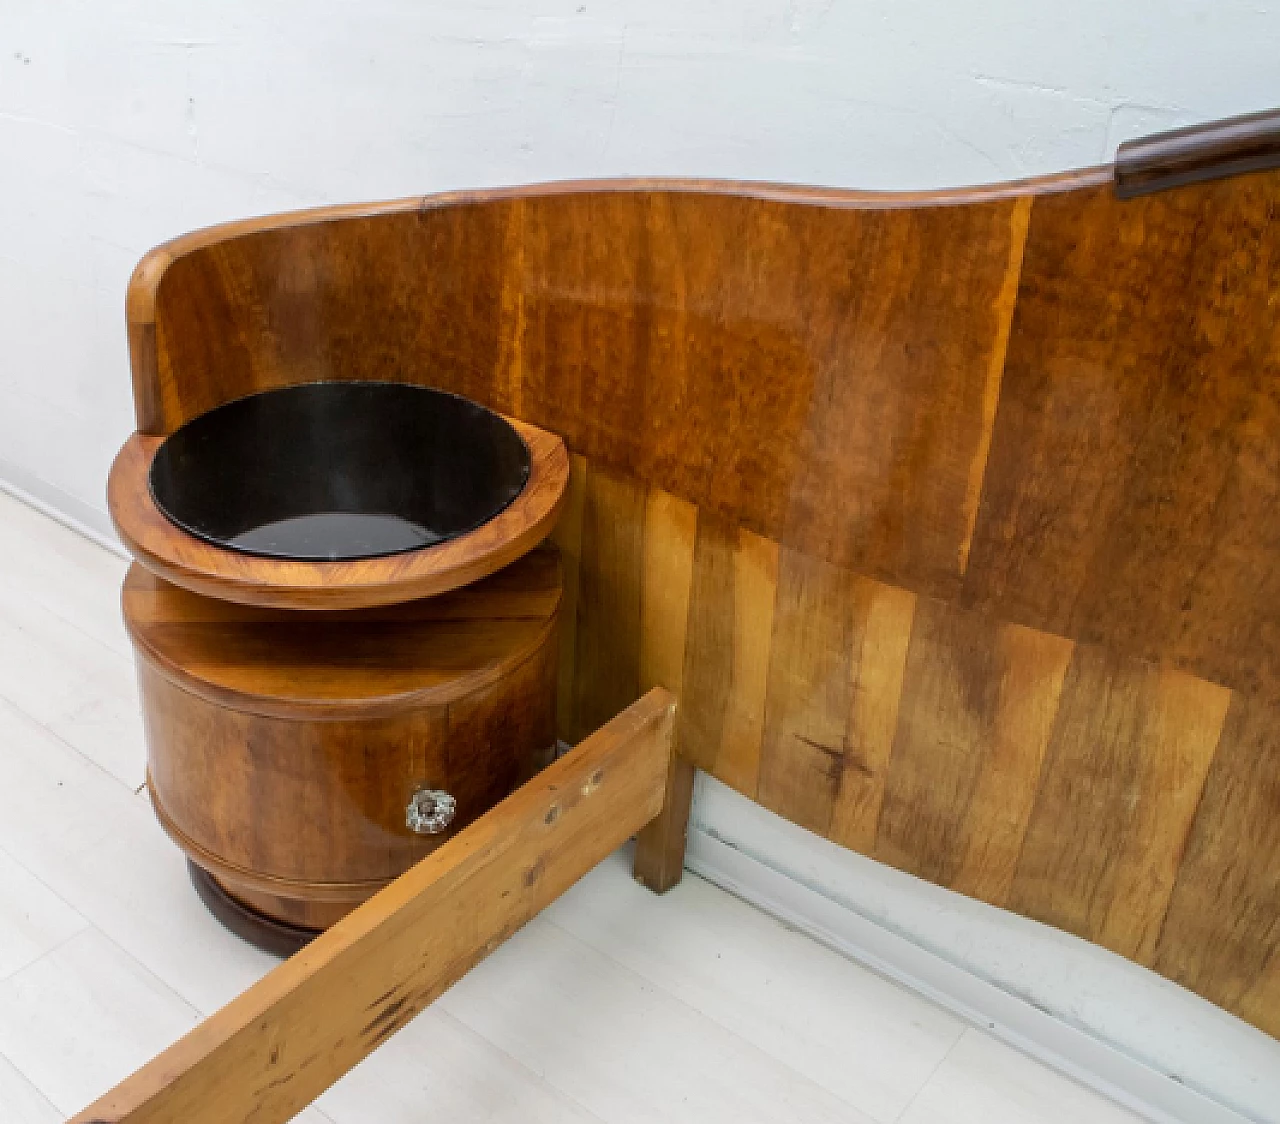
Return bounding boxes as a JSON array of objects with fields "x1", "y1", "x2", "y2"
[
  {"x1": 108, "y1": 381, "x2": 571, "y2": 951},
  {"x1": 123, "y1": 549, "x2": 562, "y2": 950}
]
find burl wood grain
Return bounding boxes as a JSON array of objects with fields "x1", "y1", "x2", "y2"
[
  {"x1": 126, "y1": 162, "x2": 1280, "y2": 1036},
  {"x1": 125, "y1": 549, "x2": 560, "y2": 927}
]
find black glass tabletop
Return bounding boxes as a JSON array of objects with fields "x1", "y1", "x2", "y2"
[{"x1": 149, "y1": 382, "x2": 531, "y2": 562}]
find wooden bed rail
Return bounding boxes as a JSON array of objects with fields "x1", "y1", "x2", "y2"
[{"x1": 69, "y1": 690, "x2": 679, "y2": 1124}]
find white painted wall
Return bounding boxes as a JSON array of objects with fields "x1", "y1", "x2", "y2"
[{"x1": 3, "y1": 3, "x2": 1279, "y2": 1118}]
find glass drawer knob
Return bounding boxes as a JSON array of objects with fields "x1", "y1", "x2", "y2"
[{"x1": 406, "y1": 789, "x2": 456, "y2": 834}]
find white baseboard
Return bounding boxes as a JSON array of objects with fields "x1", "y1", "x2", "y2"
[
  {"x1": 0, "y1": 462, "x2": 128, "y2": 560},
  {"x1": 686, "y1": 827, "x2": 1251, "y2": 1124}
]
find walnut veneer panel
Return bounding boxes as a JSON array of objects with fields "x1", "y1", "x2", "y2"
[
  {"x1": 567, "y1": 472, "x2": 1271, "y2": 1034},
  {"x1": 128, "y1": 166, "x2": 1280, "y2": 1037},
  {"x1": 133, "y1": 186, "x2": 1048, "y2": 600},
  {"x1": 962, "y1": 177, "x2": 1280, "y2": 699}
]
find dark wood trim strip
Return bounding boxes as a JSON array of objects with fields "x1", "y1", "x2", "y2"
[{"x1": 1115, "y1": 107, "x2": 1280, "y2": 199}]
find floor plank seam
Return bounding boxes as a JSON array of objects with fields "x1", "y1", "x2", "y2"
[
  {"x1": 0, "y1": 693, "x2": 146, "y2": 801},
  {"x1": 889, "y1": 1028, "x2": 967, "y2": 1124},
  {"x1": 536, "y1": 908, "x2": 887, "y2": 1120},
  {"x1": 0, "y1": 854, "x2": 90, "y2": 987},
  {"x1": 0, "y1": 583, "x2": 135, "y2": 667},
  {"x1": 428, "y1": 1004, "x2": 612, "y2": 1124},
  {"x1": 0, "y1": 1045, "x2": 61, "y2": 1120}
]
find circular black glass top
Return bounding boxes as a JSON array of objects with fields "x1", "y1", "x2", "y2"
[{"x1": 149, "y1": 382, "x2": 531, "y2": 561}]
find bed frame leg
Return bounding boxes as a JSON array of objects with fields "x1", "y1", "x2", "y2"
[{"x1": 634, "y1": 753, "x2": 695, "y2": 893}]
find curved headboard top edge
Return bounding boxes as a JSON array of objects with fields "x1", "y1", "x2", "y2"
[
  {"x1": 125, "y1": 164, "x2": 1115, "y2": 328},
  {"x1": 124, "y1": 163, "x2": 1115, "y2": 435},
  {"x1": 125, "y1": 102, "x2": 1280, "y2": 343}
]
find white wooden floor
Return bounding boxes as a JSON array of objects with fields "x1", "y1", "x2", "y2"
[{"x1": 0, "y1": 489, "x2": 1148, "y2": 1124}]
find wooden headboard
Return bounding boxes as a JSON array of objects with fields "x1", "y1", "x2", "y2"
[{"x1": 124, "y1": 114, "x2": 1280, "y2": 1039}]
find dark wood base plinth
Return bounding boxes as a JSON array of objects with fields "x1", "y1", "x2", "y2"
[{"x1": 188, "y1": 861, "x2": 319, "y2": 957}]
